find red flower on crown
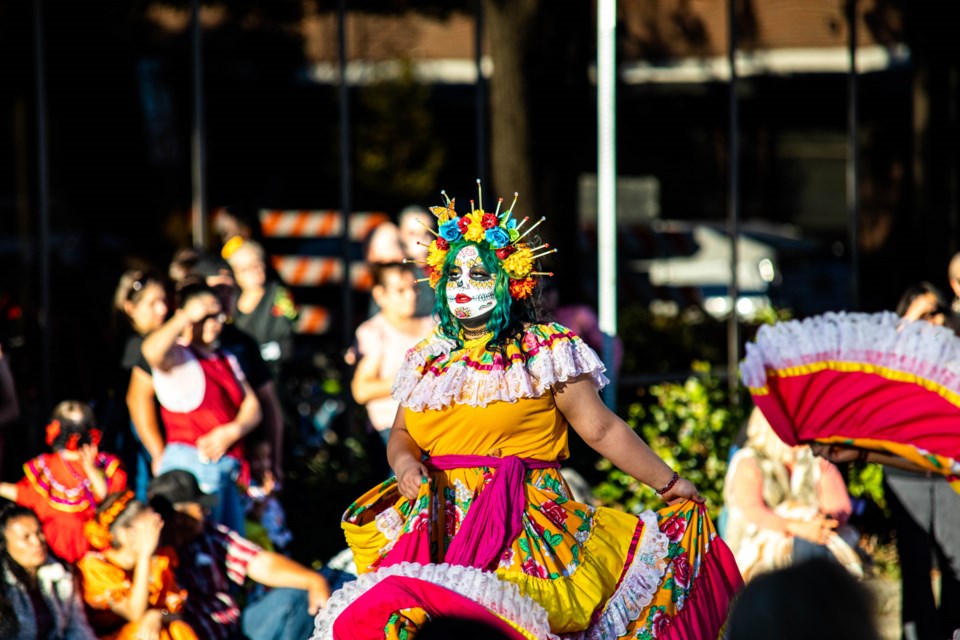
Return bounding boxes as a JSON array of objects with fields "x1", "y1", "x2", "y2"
[
  {"x1": 495, "y1": 246, "x2": 516, "y2": 260},
  {"x1": 481, "y1": 213, "x2": 498, "y2": 229}
]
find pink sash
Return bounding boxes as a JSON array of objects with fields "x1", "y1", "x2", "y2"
[{"x1": 420, "y1": 454, "x2": 559, "y2": 571}]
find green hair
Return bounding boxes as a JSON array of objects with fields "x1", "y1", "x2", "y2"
[{"x1": 434, "y1": 241, "x2": 535, "y2": 351}]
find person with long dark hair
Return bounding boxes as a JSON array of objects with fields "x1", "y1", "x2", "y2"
[
  {"x1": 112, "y1": 269, "x2": 169, "y2": 501},
  {"x1": 1, "y1": 503, "x2": 96, "y2": 639}
]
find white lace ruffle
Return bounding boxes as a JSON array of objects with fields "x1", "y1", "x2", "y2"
[
  {"x1": 584, "y1": 511, "x2": 670, "y2": 640},
  {"x1": 392, "y1": 324, "x2": 610, "y2": 411},
  {"x1": 741, "y1": 311, "x2": 960, "y2": 394},
  {"x1": 310, "y1": 562, "x2": 560, "y2": 640}
]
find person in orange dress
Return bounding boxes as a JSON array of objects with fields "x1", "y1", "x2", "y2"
[
  {"x1": 0, "y1": 400, "x2": 127, "y2": 563},
  {"x1": 78, "y1": 491, "x2": 198, "y2": 640}
]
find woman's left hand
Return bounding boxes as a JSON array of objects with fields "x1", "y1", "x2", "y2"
[
  {"x1": 660, "y1": 477, "x2": 704, "y2": 505},
  {"x1": 197, "y1": 424, "x2": 239, "y2": 462}
]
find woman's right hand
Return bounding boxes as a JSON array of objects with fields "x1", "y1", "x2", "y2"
[
  {"x1": 133, "y1": 511, "x2": 163, "y2": 560},
  {"x1": 786, "y1": 515, "x2": 837, "y2": 545},
  {"x1": 395, "y1": 459, "x2": 428, "y2": 500},
  {"x1": 661, "y1": 477, "x2": 704, "y2": 505},
  {"x1": 182, "y1": 296, "x2": 220, "y2": 324}
]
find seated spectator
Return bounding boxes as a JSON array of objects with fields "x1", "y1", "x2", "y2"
[
  {"x1": 351, "y1": 262, "x2": 434, "y2": 450},
  {"x1": 0, "y1": 502, "x2": 96, "y2": 639},
  {"x1": 147, "y1": 470, "x2": 329, "y2": 640},
  {"x1": 241, "y1": 437, "x2": 292, "y2": 554},
  {"x1": 722, "y1": 408, "x2": 862, "y2": 582},
  {"x1": 78, "y1": 491, "x2": 198, "y2": 640},
  {"x1": 141, "y1": 280, "x2": 261, "y2": 533},
  {"x1": 0, "y1": 401, "x2": 127, "y2": 563},
  {"x1": 725, "y1": 558, "x2": 879, "y2": 640}
]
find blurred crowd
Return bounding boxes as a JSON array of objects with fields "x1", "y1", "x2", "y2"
[{"x1": 0, "y1": 202, "x2": 957, "y2": 640}]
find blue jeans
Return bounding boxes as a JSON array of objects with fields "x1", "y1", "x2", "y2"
[
  {"x1": 127, "y1": 420, "x2": 154, "y2": 502},
  {"x1": 158, "y1": 443, "x2": 245, "y2": 534},
  {"x1": 241, "y1": 588, "x2": 315, "y2": 640}
]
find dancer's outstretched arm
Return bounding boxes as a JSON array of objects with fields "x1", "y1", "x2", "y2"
[{"x1": 555, "y1": 375, "x2": 703, "y2": 505}]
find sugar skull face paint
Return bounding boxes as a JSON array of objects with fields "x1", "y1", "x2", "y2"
[{"x1": 446, "y1": 245, "x2": 498, "y2": 321}]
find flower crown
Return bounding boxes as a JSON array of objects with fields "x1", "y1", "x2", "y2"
[
  {"x1": 413, "y1": 181, "x2": 556, "y2": 300},
  {"x1": 45, "y1": 419, "x2": 102, "y2": 451},
  {"x1": 84, "y1": 490, "x2": 135, "y2": 551}
]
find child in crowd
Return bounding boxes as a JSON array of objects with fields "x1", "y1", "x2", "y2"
[
  {"x1": 0, "y1": 400, "x2": 127, "y2": 563},
  {"x1": 241, "y1": 438, "x2": 291, "y2": 553}
]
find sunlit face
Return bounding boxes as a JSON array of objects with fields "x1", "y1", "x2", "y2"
[
  {"x1": 446, "y1": 245, "x2": 497, "y2": 321},
  {"x1": 229, "y1": 247, "x2": 266, "y2": 292},
  {"x1": 125, "y1": 282, "x2": 168, "y2": 335},
  {"x1": 3, "y1": 515, "x2": 48, "y2": 571},
  {"x1": 185, "y1": 292, "x2": 225, "y2": 346}
]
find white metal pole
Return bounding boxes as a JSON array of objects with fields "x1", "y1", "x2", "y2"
[
  {"x1": 597, "y1": 0, "x2": 618, "y2": 408},
  {"x1": 727, "y1": 0, "x2": 740, "y2": 397}
]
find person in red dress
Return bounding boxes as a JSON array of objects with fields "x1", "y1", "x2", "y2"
[{"x1": 0, "y1": 400, "x2": 127, "y2": 563}]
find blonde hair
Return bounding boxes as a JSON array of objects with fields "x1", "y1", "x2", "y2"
[
  {"x1": 226, "y1": 238, "x2": 266, "y2": 266},
  {"x1": 744, "y1": 408, "x2": 793, "y2": 463}
]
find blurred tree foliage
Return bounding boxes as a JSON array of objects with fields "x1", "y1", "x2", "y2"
[{"x1": 353, "y1": 61, "x2": 446, "y2": 205}]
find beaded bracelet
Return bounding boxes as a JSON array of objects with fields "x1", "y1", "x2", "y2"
[{"x1": 656, "y1": 471, "x2": 680, "y2": 495}]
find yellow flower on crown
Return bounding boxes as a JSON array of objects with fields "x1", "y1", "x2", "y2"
[
  {"x1": 426, "y1": 240, "x2": 448, "y2": 269},
  {"x1": 501, "y1": 245, "x2": 535, "y2": 279},
  {"x1": 463, "y1": 211, "x2": 487, "y2": 243}
]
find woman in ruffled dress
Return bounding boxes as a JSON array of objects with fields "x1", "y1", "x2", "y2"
[{"x1": 313, "y1": 188, "x2": 742, "y2": 640}]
